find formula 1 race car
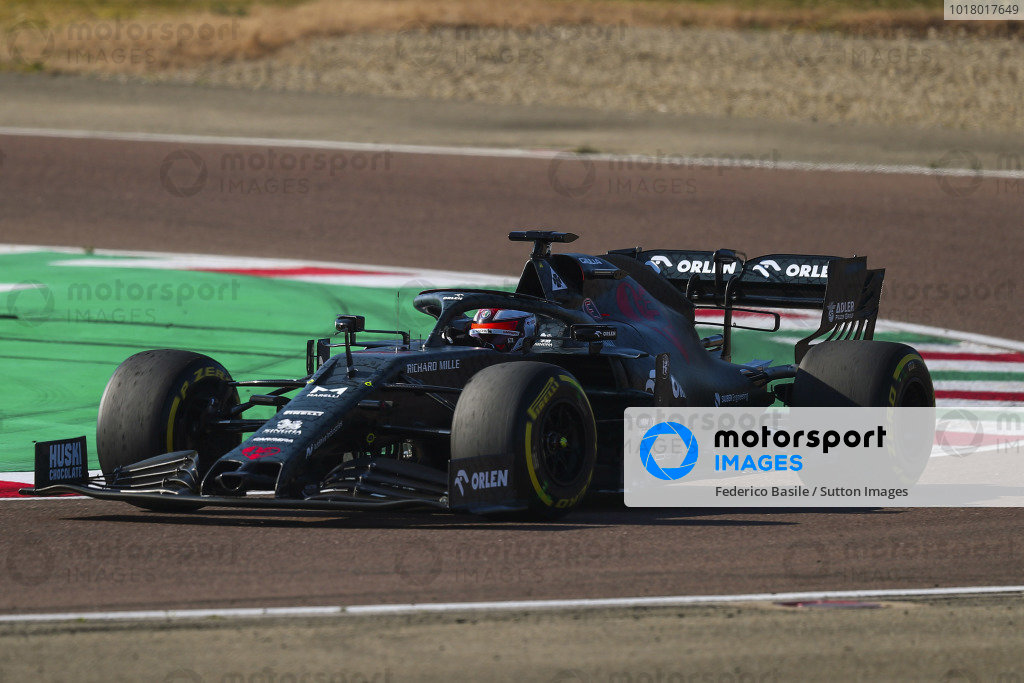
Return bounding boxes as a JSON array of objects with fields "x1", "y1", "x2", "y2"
[{"x1": 24, "y1": 231, "x2": 934, "y2": 518}]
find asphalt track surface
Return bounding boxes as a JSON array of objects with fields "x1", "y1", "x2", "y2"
[{"x1": 0, "y1": 132, "x2": 1022, "y2": 616}]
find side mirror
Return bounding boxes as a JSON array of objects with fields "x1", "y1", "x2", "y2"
[
  {"x1": 569, "y1": 324, "x2": 617, "y2": 342},
  {"x1": 335, "y1": 315, "x2": 366, "y2": 333}
]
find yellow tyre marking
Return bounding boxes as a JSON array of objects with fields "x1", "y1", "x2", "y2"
[
  {"x1": 892, "y1": 353, "x2": 920, "y2": 380},
  {"x1": 558, "y1": 374, "x2": 583, "y2": 393},
  {"x1": 524, "y1": 420, "x2": 553, "y2": 506},
  {"x1": 166, "y1": 395, "x2": 181, "y2": 452}
]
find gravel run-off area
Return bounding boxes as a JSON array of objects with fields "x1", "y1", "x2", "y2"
[{"x1": 98, "y1": 26, "x2": 1024, "y2": 133}]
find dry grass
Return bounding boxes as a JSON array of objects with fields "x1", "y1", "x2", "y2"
[{"x1": 1, "y1": 0, "x2": 1018, "y2": 75}]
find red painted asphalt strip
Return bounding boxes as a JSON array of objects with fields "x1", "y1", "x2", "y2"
[
  {"x1": 923, "y1": 351, "x2": 1024, "y2": 363},
  {"x1": 0, "y1": 482, "x2": 23, "y2": 498},
  {"x1": 196, "y1": 266, "x2": 403, "y2": 277},
  {"x1": 935, "y1": 389, "x2": 1024, "y2": 402}
]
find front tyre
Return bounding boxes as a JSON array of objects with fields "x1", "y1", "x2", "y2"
[
  {"x1": 451, "y1": 362, "x2": 597, "y2": 519},
  {"x1": 97, "y1": 349, "x2": 241, "y2": 479}
]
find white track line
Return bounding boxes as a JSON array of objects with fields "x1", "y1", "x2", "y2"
[
  {"x1": 2, "y1": 126, "x2": 1024, "y2": 180},
  {"x1": 1, "y1": 585, "x2": 1021, "y2": 624},
  {"x1": 0, "y1": 244, "x2": 516, "y2": 288},
  {"x1": 878, "y1": 320, "x2": 1024, "y2": 354}
]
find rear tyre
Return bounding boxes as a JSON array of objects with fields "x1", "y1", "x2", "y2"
[
  {"x1": 97, "y1": 349, "x2": 241, "y2": 482},
  {"x1": 792, "y1": 340, "x2": 934, "y2": 408},
  {"x1": 792, "y1": 340, "x2": 934, "y2": 486},
  {"x1": 451, "y1": 362, "x2": 596, "y2": 520}
]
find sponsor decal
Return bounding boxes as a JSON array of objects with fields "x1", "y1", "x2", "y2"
[
  {"x1": 827, "y1": 300, "x2": 856, "y2": 323},
  {"x1": 38, "y1": 438, "x2": 86, "y2": 485},
  {"x1": 785, "y1": 263, "x2": 828, "y2": 278},
  {"x1": 308, "y1": 386, "x2": 347, "y2": 398},
  {"x1": 448, "y1": 453, "x2": 516, "y2": 510},
  {"x1": 251, "y1": 437, "x2": 294, "y2": 443},
  {"x1": 405, "y1": 359, "x2": 461, "y2": 374},
  {"x1": 647, "y1": 255, "x2": 739, "y2": 277},
  {"x1": 528, "y1": 377, "x2": 560, "y2": 419},
  {"x1": 645, "y1": 254, "x2": 829, "y2": 280},
  {"x1": 283, "y1": 409, "x2": 324, "y2": 417},
  {"x1": 582, "y1": 298, "x2": 602, "y2": 320},
  {"x1": 305, "y1": 420, "x2": 345, "y2": 457},
  {"x1": 714, "y1": 391, "x2": 749, "y2": 406},
  {"x1": 645, "y1": 369, "x2": 685, "y2": 399},
  {"x1": 578, "y1": 257, "x2": 605, "y2": 266},
  {"x1": 193, "y1": 366, "x2": 228, "y2": 382},
  {"x1": 750, "y1": 259, "x2": 782, "y2": 278},
  {"x1": 263, "y1": 419, "x2": 302, "y2": 435},
  {"x1": 751, "y1": 260, "x2": 829, "y2": 280},
  {"x1": 551, "y1": 270, "x2": 567, "y2": 292},
  {"x1": 241, "y1": 445, "x2": 280, "y2": 460},
  {"x1": 453, "y1": 469, "x2": 469, "y2": 495},
  {"x1": 476, "y1": 328, "x2": 519, "y2": 338},
  {"x1": 453, "y1": 467, "x2": 509, "y2": 495}
]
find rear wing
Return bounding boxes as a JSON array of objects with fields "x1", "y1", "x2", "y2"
[{"x1": 610, "y1": 248, "x2": 884, "y2": 363}]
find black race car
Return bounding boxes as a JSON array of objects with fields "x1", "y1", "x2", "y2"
[{"x1": 24, "y1": 231, "x2": 934, "y2": 518}]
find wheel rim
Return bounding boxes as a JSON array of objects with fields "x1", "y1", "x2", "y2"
[
  {"x1": 897, "y1": 378, "x2": 931, "y2": 407},
  {"x1": 539, "y1": 399, "x2": 587, "y2": 487},
  {"x1": 172, "y1": 380, "x2": 238, "y2": 456}
]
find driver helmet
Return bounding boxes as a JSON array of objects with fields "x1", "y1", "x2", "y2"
[{"x1": 469, "y1": 309, "x2": 537, "y2": 352}]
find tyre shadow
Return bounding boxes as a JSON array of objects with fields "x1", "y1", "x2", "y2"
[{"x1": 62, "y1": 505, "x2": 897, "y2": 530}]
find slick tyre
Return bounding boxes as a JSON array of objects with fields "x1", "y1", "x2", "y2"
[
  {"x1": 792, "y1": 340, "x2": 934, "y2": 408},
  {"x1": 97, "y1": 349, "x2": 241, "y2": 481},
  {"x1": 451, "y1": 362, "x2": 596, "y2": 520},
  {"x1": 792, "y1": 341, "x2": 934, "y2": 487}
]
